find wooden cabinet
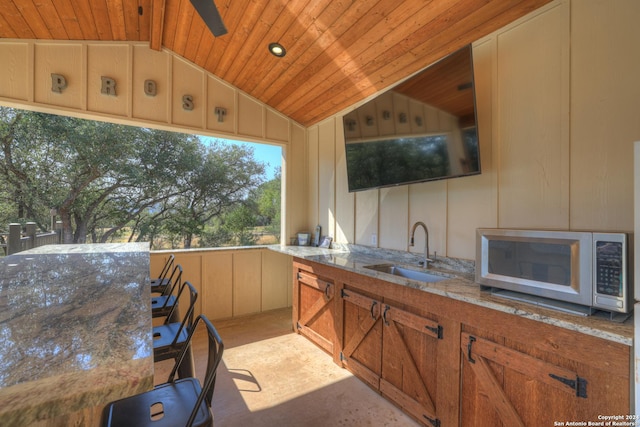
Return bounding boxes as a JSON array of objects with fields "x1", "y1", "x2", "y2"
[
  {"x1": 293, "y1": 262, "x2": 338, "y2": 357},
  {"x1": 292, "y1": 258, "x2": 631, "y2": 427},
  {"x1": 340, "y1": 283, "x2": 456, "y2": 426},
  {"x1": 459, "y1": 322, "x2": 630, "y2": 427}
]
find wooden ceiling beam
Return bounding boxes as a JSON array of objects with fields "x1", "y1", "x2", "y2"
[{"x1": 149, "y1": 0, "x2": 166, "y2": 51}]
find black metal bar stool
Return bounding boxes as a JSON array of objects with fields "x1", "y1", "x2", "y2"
[
  {"x1": 153, "y1": 280, "x2": 198, "y2": 369},
  {"x1": 151, "y1": 264, "x2": 183, "y2": 319},
  {"x1": 151, "y1": 254, "x2": 175, "y2": 294},
  {"x1": 102, "y1": 314, "x2": 224, "y2": 427}
]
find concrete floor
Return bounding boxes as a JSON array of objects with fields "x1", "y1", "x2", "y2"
[{"x1": 155, "y1": 308, "x2": 420, "y2": 426}]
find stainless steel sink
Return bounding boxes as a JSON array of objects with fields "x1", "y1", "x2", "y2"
[{"x1": 363, "y1": 264, "x2": 449, "y2": 283}]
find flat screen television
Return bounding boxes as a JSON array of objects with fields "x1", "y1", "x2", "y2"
[{"x1": 343, "y1": 45, "x2": 480, "y2": 192}]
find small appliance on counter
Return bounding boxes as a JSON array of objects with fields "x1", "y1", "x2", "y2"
[{"x1": 476, "y1": 228, "x2": 632, "y2": 320}]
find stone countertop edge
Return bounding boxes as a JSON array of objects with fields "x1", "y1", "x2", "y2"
[{"x1": 268, "y1": 245, "x2": 633, "y2": 347}]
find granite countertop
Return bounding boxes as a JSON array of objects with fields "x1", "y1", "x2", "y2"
[
  {"x1": 0, "y1": 243, "x2": 154, "y2": 426},
  {"x1": 269, "y1": 244, "x2": 633, "y2": 346}
]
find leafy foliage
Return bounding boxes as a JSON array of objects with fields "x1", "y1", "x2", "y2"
[{"x1": 0, "y1": 107, "x2": 281, "y2": 249}]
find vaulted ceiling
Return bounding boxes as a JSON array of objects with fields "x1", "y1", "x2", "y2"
[{"x1": 0, "y1": 0, "x2": 551, "y2": 127}]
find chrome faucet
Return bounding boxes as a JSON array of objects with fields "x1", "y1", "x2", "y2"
[{"x1": 410, "y1": 221, "x2": 432, "y2": 267}]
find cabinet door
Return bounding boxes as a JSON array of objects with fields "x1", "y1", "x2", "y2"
[
  {"x1": 380, "y1": 303, "x2": 444, "y2": 427},
  {"x1": 340, "y1": 286, "x2": 383, "y2": 389},
  {"x1": 295, "y1": 269, "x2": 336, "y2": 354},
  {"x1": 460, "y1": 330, "x2": 627, "y2": 426}
]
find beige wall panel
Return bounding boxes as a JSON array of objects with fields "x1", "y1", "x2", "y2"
[
  {"x1": 425, "y1": 105, "x2": 439, "y2": 133},
  {"x1": 356, "y1": 100, "x2": 378, "y2": 139},
  {"x1": 132, "y1": 46, "x2": 169, "y2": 123},
  {"x1": 238, "y1": 93, "x2": 264, "y2": 138},
  {"x1": 261, "y1": 250, "x2": 291, "y2": 311},
  {"x1": 335, "y1": 117, "x2": 355, "y2": 244},
  {"x1": 379, "y1": 186, "x2": 408, "y2": 251},
  {"x1": 172, "y1": 57, "x2": 205, "y2": 129},
  {"x1": 286, "y1": 124, "x2": 308, "y2": 241},
  {"x1": 392, "y1": 93, "x2": 411, "y2": 135},
  {"x1": 201, "y1": 251, "x2": 233, "y2": 320},
  {"x1": 375, "y1": 92, "x2": 396, "y2": 136},
  {"x1": 173, "y1": 253, "x2": 203, "y2": 317},
  {"x1": 569, "y1": 0, "x2": 640, "y2": 232},
  {"x1": 409, "y1": 181, "x2": 447, "y2": 258},
  {"x1": 87, "y1": 44, "x2": 129, "y2": 116},
  {"x1": 0, "y1": 42, "x2": 29, "y2": 101},
  {"x1": 355, "y1": 189, "x2": 379, "y2": 246},
  {"x1": 34, "y1": 43, "x2": 84, "y2": 109},
  {"x1": 318, "y1": 120, "x2": 336, "y2": 238},
  {"x1": 207, "y1": 76, "x2": 236, "y2": 134},
  {"x1": 446, "y1": 38, "x2": 497, "y2": 261},
  {"x1": 266, "y1": 109, "x2": 289, "y2": 142},
  {"x1": 409, "y1": 99, "x2": 427, "y2": 134},
  {"x1": 342, "y1": 110, "x2": 360, "y2": 139},
  {"x1": 233, "y1": 250, "x2": 262, "y2": 316},
  {"x1": 495, "y1": 1, "x2": 569, "y2": 229},
  {"x1": 307, "y1": 126, "x2": 319, "y2": 232}
]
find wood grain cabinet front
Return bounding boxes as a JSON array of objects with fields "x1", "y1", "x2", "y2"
[
  {"x1": 293, "y1": 262, "x2": 338, "y2": 356},
  {"x1": 291, "y1": 258, "x2": 630, "y2": 427},
  {"x1": 459, "y1": 322, "x2": 630, "y2": 427},
  {"x1": 340, "y1": 285, "x2": 455, "y2": 427}
]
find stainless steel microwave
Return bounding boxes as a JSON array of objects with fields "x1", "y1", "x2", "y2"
[{"x1": 476, "y1": 229, "x2": 632, "y2": 317}]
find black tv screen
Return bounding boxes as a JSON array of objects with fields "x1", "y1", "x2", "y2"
[{"x1": 343, "y1": 45, "x2": 480, "y2": 192}]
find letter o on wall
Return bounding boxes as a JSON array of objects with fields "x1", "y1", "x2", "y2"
[{"x1": 144, "y1": 79, "x2": 157, "y2": 96}]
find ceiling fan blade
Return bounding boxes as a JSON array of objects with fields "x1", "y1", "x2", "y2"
[{"x1": 190, "y1": 0, "x2": 228, "y2": 37}]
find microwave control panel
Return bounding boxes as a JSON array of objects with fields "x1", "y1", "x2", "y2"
[{"x1": 593, "y1": 233, "x2": 629, "y2": 313}]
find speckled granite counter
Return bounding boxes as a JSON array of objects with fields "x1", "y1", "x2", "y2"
[
  {"x1": 269, "y1": 244, "x2": 633, "y2": 346},
  {"x1": 0, "y1": 243, "x2": 153, "y2": 426}
]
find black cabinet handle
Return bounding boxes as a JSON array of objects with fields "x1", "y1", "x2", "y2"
[{"x1": 370, "y1": 301, "x2": 377, "y2": 319}]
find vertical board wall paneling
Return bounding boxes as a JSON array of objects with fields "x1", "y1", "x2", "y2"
[
  {"x1": 286, "y1": 124, "x2": 309, "y2": 242},
  {"x1": 446, "y1": 36, "x2": 498, "y2": 261},
  {"x1": 355, "y1": 189, "x2": 379, "y2": 247},
  {"x1": 408, "y1": 181, "x2": 447, "y2": 259},
  {"x1": 379, "y1": 186, "x2": 409, "y2": 251},
  {"x1": 0, "y1": 42, "x2": 29, "y2": 101},
  {"x1": 132, "y1": 46, "x2": 170, "y2": 122},
  {"x1": 318, "y1": 119, "x2": 336, "y2": 240},
  {"x1": 87, "y1": 44, "x2": 130, "y2": 117},
  {"x1": 569, "y1": 0, "x2": 640, "y2": 232},
  {"x1": 261, "y1": 250, "x2": 291, "y2": 311},
  {"x1": 495, "y1": 0, "x2": 570, "y2": 229},
  {"x1": 307, "y1": 126, "x2": 320, "y2": 233},
  {"x1": 202, "y1": 251, "x2": 234, "y2": 320},
  {"x1": 232, "y1": 250, "x2": 262, "y2": 316},
  {"x1": 334, "y1": 116, "x2": 355, "y2": 244},
  {"x1": 34, "y1": 43, "x2": 84, "y2": 109},
  {"x1": 172, "y1": 56, "x2": 205, "y2": 129},
  {"x1": 206, "y1": 76, "x2": 236, "y2": 134}
]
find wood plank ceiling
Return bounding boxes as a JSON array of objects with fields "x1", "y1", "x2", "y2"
[{"x1": 0, "y1": 0, "x2": 552, "y2": 127}]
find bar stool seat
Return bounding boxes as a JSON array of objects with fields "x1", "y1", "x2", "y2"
[
  {"x1": 151, "y1": 254, "x2": 175, "y2": 294},
  {"x1": 151, "y1": 265, "x2": 183, "y2": 319},
  {"x1": 102, "y1": 315, "x2": 224, "y2": 427},
  {"x1": 153, "y1": 281, "x2": 198, "y2": 365}
]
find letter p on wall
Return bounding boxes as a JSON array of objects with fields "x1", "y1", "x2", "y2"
[{"x1": 51, "y1": 73, "x2": 67, "y2": 93}]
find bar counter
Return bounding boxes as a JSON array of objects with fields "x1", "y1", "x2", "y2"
[{"x1": 0, "y1": 243, "x2": 153, "y2": 426}]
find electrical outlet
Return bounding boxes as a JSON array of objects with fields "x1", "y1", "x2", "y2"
[{"x1": 371, "y1": 233, "x2": 377, "y2": 246}]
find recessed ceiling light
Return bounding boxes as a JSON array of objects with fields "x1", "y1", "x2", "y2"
[{"x1": 269, "y1": 42, "x2": 286, "y2": 58}]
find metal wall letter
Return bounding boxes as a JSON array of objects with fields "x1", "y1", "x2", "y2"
[
  {"x1": 144, "y1": 79, "x2": 157, "y2": 96},
  {"x1": 214, "y1": 107, "x2": 227, "y2": 122},
  {"x1": 101, "y1": 76, "x2": 117, "y2": 96},
  {"x1": 182, "y1": 95, "x2": 194, "y2": 111},
  {"x1": 51, "y1": 73, "x2": 67, "y2": 93}
]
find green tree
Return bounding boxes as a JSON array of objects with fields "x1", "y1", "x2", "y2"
[
  {"x1": 0, "y1": 108, "x2": 267, "y2": 248},
  {"x1": 255, "y1": 169, "x2": 281, "y2": 240}
]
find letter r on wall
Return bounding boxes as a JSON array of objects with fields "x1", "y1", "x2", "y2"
[{"x1": 101, "y1": 76, "x2": 117, "y2": 96}]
